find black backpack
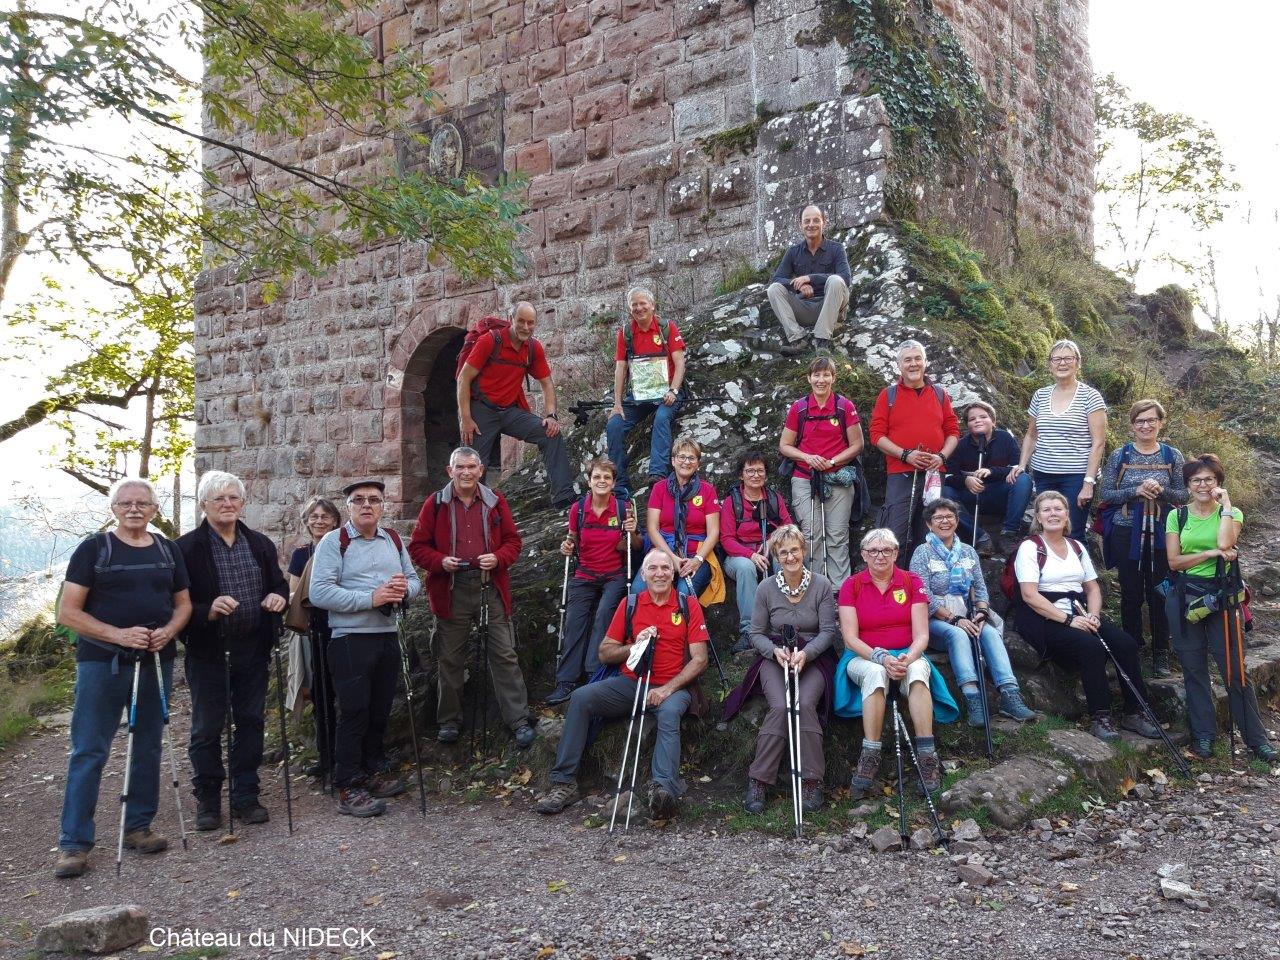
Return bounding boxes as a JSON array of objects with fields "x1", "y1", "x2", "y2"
[{"x1": 779, "y1": 394, "x2": 857, "y2": 480}]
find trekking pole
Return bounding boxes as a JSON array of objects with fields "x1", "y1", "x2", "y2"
[
  {"x1": 152, "y1": 651, "x2": 188, "y2": 851},
  {"x1": 686, "y1": 574, "x2": 727, "y2": 692},
  {"x1": 1073, "y1": 602, "x2": 1191, "y2": 778},
  {"x1": 222, "y1": 642, "x2": 235, "y2": 840},
  {"x1": 889, "y1": 680, "x2": 909, "y2": 852},
  {"x1": 556, "y1": 552, "x2": 572, "y2": 664},
  {"x1": 807, "y1": 489, "x2": 817, "y2": 573},
  {"x1": 394, "y1": 606, "x2": 428, "y2": 818},
  {"x1": 971, "y1": 435, "x2": 988, "y2": 551},
  {"x1": 904, "y1": 447, "x2": 924, "y2": 559},
  {"x1": 968, "y1": 603, "x2": 994, "y2": 760},
  {"x1": 893, "y1": 687, "x2": 949, "y2": 850},
  {"x1": 609, "y1": 636, "x2": 655, "y2": 834},
  {"x1": 115, "y1": 653, "x2": 143, "y2": 876},
  {"x1": 270, "y1": 618, "x2": 295, "y2": 834},
  {"x1": 1140, "y1": 501, "x2": 1156, "y2": 673},
  {"x1": 479, "y1": 574, "x2": 492, "y2": 756},
  {"x1": 311, "y1": 618, "x2": 334, "y2": 796},
  {"x1": 782, "y1": 626, "x2": 802, "y2": 839},
  {"x1": 625, "y1": 499, "x2": 635, "y2": 586}
]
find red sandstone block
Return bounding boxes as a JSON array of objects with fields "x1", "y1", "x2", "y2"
[
  {"x1": 514, "y1": 139, "x2": 553, "y2": 176},
  {"x1": 546, "y1": 200, "x2": 595, "y2": 240},
  {"x1": 614, "y1": 230, "x2": 650, "y2": 264},
  {"x1": 539, "y1": 72, "x2": 586, "y2": 105},
  {"x1": 616, "y1": 145, "x2": 677, "y2": 186},
  {"x1": 471, "y1": 0, "x2": 508, "y2": 16},
  {"x1": 527, "y1": 171, "x2": 573, "y2": 208},
  {"x1": 573, "y1": 160, "x2": 618, "y2": 195},
  {"x1": 529, "y1": 47, "x2": 565, "y2": 82},
  {"x1": 382, "y1": 14, "x2": 412, "y2": 53},
  {"x1": 450, "y1": 44, "x2": 482, "y2": 80},
  {"x1": 533, "y1": 99, "x2": 573, "y2": 137},
  {"x1": 565, "y1": 34, "x2": 603, "y2": 73},
  {"x1": 585, "y1": 123, "x2": 611, "y2": 159},
  {"x1": 603, "y1": 9, "x2": 673, "y2": 58},
  {"x1": 589, "y1": 0, "x2": 619, "y2": 24},
  {"x1": 620, "y1": 0, "x2": 654, "y2": 21},
  {"x1": 506, "y1": 23, "x2": 539, "y2": 59},
  {"x1": 612, "y1": 106, "x2": 671, "y2": 154},
  {"x1": 584, "y1": 239, "x2": 610, "y2": 268},
  {"x1": 534, "y1": 245, "x2": 580, "y2": 276},
  {"x1": 628, "y1": 74, "x2": 663, "y2": 109},
  {"x1": 493, "y1": 2, "x2": 523, "y2": 31},
  {"x1": 412, "y1": 4, "x2": 438, "y2": 36},
  {"x1": 629, "y1": 183, "x2": 659, "y2": 223},
  {"x1": 439, "y1": 0, "x2": 470, "y2": 29},
  {"x1": 551, "y1": 130, "x2": 586, "y2": 169},
  {"x1": 572, "y1": 83, "x2": 628, "y2": 128},
  {"x1": 555, "y1": 3, "x2": 590, "y2": 43},
  {"x1": 580, "y1": 57, "x2": 632, "y2": 89}
]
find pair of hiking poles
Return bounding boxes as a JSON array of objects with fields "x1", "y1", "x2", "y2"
[
  {"x1": 608, "y1": 631, "x2": 656, "y2": 834},
  {"x1": 555, "y1": 500, "x2": 637, "y2": 669},
  {"x1": 780, "y1": 626, "x2": 804, "y2": 840},
  {"x1": 1216, "y1": 558, "x2": 1250, "y2": 762},
  {"x1": 887, "y1": 680, "x2": 948, "y2": 852},
  {"x1": 115, "y1": 648, "x2": 188, "y2": 876}
]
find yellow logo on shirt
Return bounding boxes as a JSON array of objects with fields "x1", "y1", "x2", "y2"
[
  {"x1": 608, "y1": 517, "x2": 619, "y2": 527},
  {"x1": 893, "y1": 588, "x2": 907, "y2": 605},
  {"x1": 692, "y1": 495, "x2": 703, "y2": 507},
  {"x1": 653, "y1": 334, "x2": 662, "y2": 345},
  {"x1": 829, "y1": 418, "x2": 839, "y2": 427},
  {"x1": 671, "y1": 612, "x2": 683, "y2": 625}
]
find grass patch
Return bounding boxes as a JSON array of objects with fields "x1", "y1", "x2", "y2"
[
  {"x1": 169, "y1": 950, "x2": 229, "y2": 960},
  {"x1": 716, "y1": 259, "x2": 769, "y2": 296},
  {"x1": 0, "y1": 668, "x2": 74, "y2": 752}
]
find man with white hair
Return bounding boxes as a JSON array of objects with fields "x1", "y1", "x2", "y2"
[
  {"x1": 767, "y1": 204, "x2": 852, "y2": 356},
  {"x1": 605, "y1": 286, "x2": 687, "y2": 496},
  {"x1": 177, "y1": 470, "x2": 288, "y2": 830},
  {"x1": 534, "y1": 549, "x2": 709, "y2": 820},
  {"x1": 457, "y1": 300, "x2": 575, "y2": 509},
  {"x1": 869, "y1": 339, "x2": 960, "y2": 565}
]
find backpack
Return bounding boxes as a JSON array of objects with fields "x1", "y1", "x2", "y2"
[
  {"x1": 1000, "y1": 534, "x2": 1085, "y2": 605},
  {"x1": 886, "y1": 381, "x2": 947, "y2": 409},
  {"x1": 779, "y1": 394, "x2": 857, "y2": 480},
  {"x1": 94, "y1": 531, "x2": 178, "y2": 575},
  {"x1": 454, "y1": 316, "x2": 537, "y2": 394},
  {"x1": 1170, "y1": 506, "x2": 1253, "y2": 631},
  {"x1": 571, "y1": 493, "x2": 630, "y2": 532},
  {"x1": 1093, "y1": 442, "x2": 1175, "y2": 537},
  {"x1": 728, "y1": 485, "x2": 784, "y2": 528},
  {"x1": 338, "y1": 525, "x2": 403, "y2": 556},
  {"x1": 621, "y1": 316, "x2": 673, "y2": 361},
  {"x1": 625, "y1": 590, "x2": 690, "y2": 643}
]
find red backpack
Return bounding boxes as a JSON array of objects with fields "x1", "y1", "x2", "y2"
[
  {"x1": 999, "y1": 535, "x2": 1084, "y2": 604},
  {"x1": 454, "y1": 316, "x2": 535, "y2": 380}
]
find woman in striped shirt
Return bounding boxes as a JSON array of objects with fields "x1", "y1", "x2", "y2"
[{"x1": 1009, "y1": 339, "x2": 1108, "y2": 536}]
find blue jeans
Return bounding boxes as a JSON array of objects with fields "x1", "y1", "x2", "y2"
[
  {"x1": 944, "y1": 472, "x2": 1034, "y2": 537},
  {"x1": 723, "y1": 555, "x2": 765, "y2": 633},
  {"x1": 606, "y1": 392, "x2": 684, "y2": 494},
  {"x1": 60, "y1": 656, "x2": 174, "y2": 851},
  {"x1": 1033, "y1": 471, "x2": 1088, "y2": 536},
  {"x1": 927, "y1": 619, "x2": 1018, "y2": 690}
]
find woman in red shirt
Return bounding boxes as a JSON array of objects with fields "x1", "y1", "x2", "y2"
[
  {"x1": 835, "y1": 527, "x2": 957, "y2": 799},
  {"x1": 639, "y1": 436, "x2": 720, "y2": 597}
]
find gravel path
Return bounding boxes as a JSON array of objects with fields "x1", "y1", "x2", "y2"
[{"x1": 3, "y1": 683, "x2": 1280, "y2": 960}]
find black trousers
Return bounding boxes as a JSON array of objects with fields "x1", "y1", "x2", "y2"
[
  {"x1": 328, "y1": 633, "x2": 399, "y2": 789},
  {"x1": 1015, "y1": 606, "x2": 1148, "y2": 715},
  {"x1": 186, "y1": 644, "x2": 269, "y2": 805},
  {"x1": 309, "y1": 622, "x2": 337, "y2": 771},
  {"x1": 1108, "y1": 523, "x2": 1170, "y2": 653}
]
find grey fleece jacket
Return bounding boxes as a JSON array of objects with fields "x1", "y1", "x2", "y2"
[{"x1": 308, "y1": 522, "x2": 422, "y2": 637}]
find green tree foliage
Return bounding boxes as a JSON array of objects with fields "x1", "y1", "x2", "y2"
[
  {"x1": 0, "y1": 0, "x2": 525, "y2": 451},
  {"x1": 1094, "y1": 72, "x2": 1239, "y2": 281}
]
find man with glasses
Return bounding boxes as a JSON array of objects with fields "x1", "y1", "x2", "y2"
[
  {"x1": 178, "y1": 471, "x2": 289, "y2": 830},
  {"x1": 310, "y1": 479, "x2": 423, "y2": 817},
  {"x1": 408, "y1": 446, "x2": 536, "y2": 749}
]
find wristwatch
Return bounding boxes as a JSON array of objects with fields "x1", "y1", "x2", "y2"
[{"x1": 1084, "y1": 475, "x2": 1096, "y2": 484}]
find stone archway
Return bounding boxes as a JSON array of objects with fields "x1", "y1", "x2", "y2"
[{"x1": 393, "y1": 325, "x2": 467, "y2": 515}]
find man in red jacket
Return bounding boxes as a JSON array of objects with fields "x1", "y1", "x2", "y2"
[
  {"x1": 408, "y1": 446, "x2": 534, "y2": 748},
  {"x1": 869, "y1": 339, "x2": 960, "y2": 566}
]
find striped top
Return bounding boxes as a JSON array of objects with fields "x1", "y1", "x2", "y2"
[{"x1": 1027, "y1": 382, "x2": 1106, "y2": 474}]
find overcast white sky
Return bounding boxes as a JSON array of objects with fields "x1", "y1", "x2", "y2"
[{"x1": 1, "y1": 2, "x2": 1277, "y2": 507}]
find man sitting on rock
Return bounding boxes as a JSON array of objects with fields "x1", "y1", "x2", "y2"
[
  {"x1": 535, "y1": 549, "x2": 708, "y2": 820},
  {"x1": 767, "y1": 204, "x2": 852, "y2": 357},
  {"x1": 457, "y1": 300, "x2": 576, "y2": 509},
  {"x1": 605, "y1": 287, "x2": 687, "y2": 497}
]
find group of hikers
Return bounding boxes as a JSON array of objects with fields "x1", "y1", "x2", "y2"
[{"x1": 51, "y1": 205, "x2": 1273, "y2": 878}]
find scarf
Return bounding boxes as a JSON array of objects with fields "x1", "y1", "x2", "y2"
[
  {"x1": 926, "y1": 531, "x2": 973, "y2": 596},
  {"x1": 667, "y1": 472, "x2": 701, "y2": 557}
]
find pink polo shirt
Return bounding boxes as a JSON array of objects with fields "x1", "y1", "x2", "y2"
[{"x1": 837, "y1": 569, "x2": 928, "y2": 650}]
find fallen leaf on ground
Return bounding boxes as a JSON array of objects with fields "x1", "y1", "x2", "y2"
[
  {"x1": 227, "y1": 890, "x2": 240, "y2": 899},
  {"x1": 1060, "y1": 882, "x2": 1079, "y2": 892},
  {"x1": 612, "y1": 855, "x2": 627, "y2": 863},
  {"x1": 1145, "y1": 768, "x2": 1168, "y2": 785},
  {"x1": 363, "y1": 894, "x2": 384, "y2": 907},
  {"x1": 376, "y1": 952, "x2": 397, "y2": 959},
  {"x1": 535, "y1": 947, "x2": 555, "y2": 959},
  {"x1": 216, "y1": 834, "x2": 239, "y2": 845},
  {"x1": 137, "y1": 947, "x2": 159, "y2": 954},
  {"x1": 1118, "y1": 777, "x2": 1138, "y2": 795},
  {"x1": 840, "y1": 942, "x2": 879, "y2": 956},
  {"x1": 547, "y1": 880, "x2": 570, "y2": 894}
]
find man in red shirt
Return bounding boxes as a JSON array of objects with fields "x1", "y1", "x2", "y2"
[
  {"x1": 869, "y1": 339, "x2": 960, "y2": 565},
  {"x1": 535, "y1": 550, "x2": 708, "y2": 819},
  {"x1": 457, "y1": 301, "x2": 575, "y2": 508},
  {"x1": 605, "y1": 287, "x2": 687, "y2": 497},
  {"x1": 407, "y1": 446, "x2": 535, "y2": 749}
]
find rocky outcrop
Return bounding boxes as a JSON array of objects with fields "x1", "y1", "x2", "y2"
[{"x1": 36, "y1": 905, "x2": 148, "y2": 955}]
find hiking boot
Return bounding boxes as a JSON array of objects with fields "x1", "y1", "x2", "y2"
[
  {"x1": 646, "y1": 780, "x2": 676, "y2": 819},
  {"x1": 813, "y1": 338, "x2": 832, "y2": 355},
  {"x1": 337, "y1": 787, "x2": 386, "y2": 818},
  {"x1": 362, "y1": 775, "x2": 407, "y2": 799},
  {"x1": 545, "y1": 683, "x2": 574, "y2": 706},
  {"x1": 801, "y1": 779, "x2": 824, "y2": 813},
  {"x1": 1152, "y1": 651, "x2": 1173, "y2": 678},
  {"x1": 513, "y1": 721, "x2": 536, "y2": 749},
  {"x1": 195, "y1": 794, "x2": 221, "y2": 831},
  {"x1": 122, "y1": 827, "x2": 169, "y2": 854},
  {"x1": 849, "y1": 747, "x2": 882, "y2": 799},
  {"x1": 232, "y1": 801, "x2": 270, "y2": 824},
  {"x1": 916, "y1": 750, "x2": 942, "y2": 794},
  {"x1": 779, "y1": 337, "x2": 809, "y2": 357},
  {"x1": 1189, "y1": 738, "x2": 1214, "y2": 760},
  {"x1": 437, "y1": 721, "x2": 461, "y2": 744},
  {"x1": 974, "y1": 530, "x2": 994, "y2": 555},
  {"x1": 964, "y1": 691, "x2": 986, "y2": 728},
  {"x1": 54, "y1": 849, "x2": 89, "y2": 879},
  {"x1": 1251, "y1": 742, "x2": 1279, "y2": 762},
  {"x1": 535, "y1": 782, "x2": 581, "y2": 814},
  {"x1": 994, "y1": 531, "x2": 1020, "y2": 556},
  {"x1": 1120, "y1": 712, "x2": 1162, "y2": 740},
  {"x1": 1090, "y1": 711, "x2": 1120, "y2": 743},
  {"x1": 730, "y1": 632, "x2": 752, "y2": 655},
  {"x1": 997, "y1": 687, "x2": 1037, "y2": 723},
  {"x1": 743, "y1": 778, "x2": 767, "y2": 814}
]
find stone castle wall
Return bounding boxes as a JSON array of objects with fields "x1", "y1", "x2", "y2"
[{"x1": 194, "y1": 0, "x2": 1093, "y2": 532}]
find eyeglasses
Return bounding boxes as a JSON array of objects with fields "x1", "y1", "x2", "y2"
[
  {"x1": 863, "y1": 547, "x2": 897, "y2": 557},
  {"x1": 742, "y1": 468, "x2": 767, "y2": 476},
  {"x1": 348, "y1": 496, "x2": 384, "y2": 506},
  {"x1": 114, "y1": 501, "x2": 156, "y2": 511},
  {"x1": 207, "y1": 495, "x2": 243, "y2": 505},
  {"x1": 673, "y1": 455, "x2": 699, "y2": 464},
  {"x1": 1188, "y1": 477, "x2": 1217, "y2": 486},
  {"x1": 1132, "y1": 417, "x2": 1161, "y2": 427},
  {"x1": 1049, "y1": 356, "x2": 1077, "y2": 365},
  {"x1": 777, "y1": 547, "x2": 804, "y2": 560}
]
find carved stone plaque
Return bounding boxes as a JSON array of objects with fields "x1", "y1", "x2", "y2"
[{"x1": 396, "y1": 95, "x2": 504, "y2": 186}]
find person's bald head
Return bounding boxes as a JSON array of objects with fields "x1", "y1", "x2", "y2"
[
  {"x1": 800, "y1": 205, "x2": 826, "y2": 244},
  {"x1": 511, "y1": 301, "x2": 537, "y2": 343}
]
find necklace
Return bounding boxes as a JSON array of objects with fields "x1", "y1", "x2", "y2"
[{"x1": 776, "y1": 568, "x2": 811, "y2": 598}]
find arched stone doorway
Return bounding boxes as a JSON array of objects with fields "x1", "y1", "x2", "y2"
[{"x1": 396, "y1": 326, "x2": 466, "y2": 513}]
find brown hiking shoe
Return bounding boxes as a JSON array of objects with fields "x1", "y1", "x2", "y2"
[
  {"x1": 54, "y1": 849, "x2": 89, "y2": 879},
  {"x1": 916, "y1": 751, "x2": 942, "y2": 794},
  {"x1": 337, "y1": 787, "x2": 386, "y2": 818},
  {"x1": 534, "y1": 782, "x2": 581, "y2": 815},
  {"x1": 362, "y1": 775, "x2": 407, "y2": 799},
  {"x1": 122, "y1": 828, "x2": 169, "y2": 854},
  {"x1": 849, "y1": 747, "x2": 882, "y2": 799}
]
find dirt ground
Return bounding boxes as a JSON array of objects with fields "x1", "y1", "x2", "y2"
[{"x1": 3, "y1": 678, "x2": 1280, "y2": 960}]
